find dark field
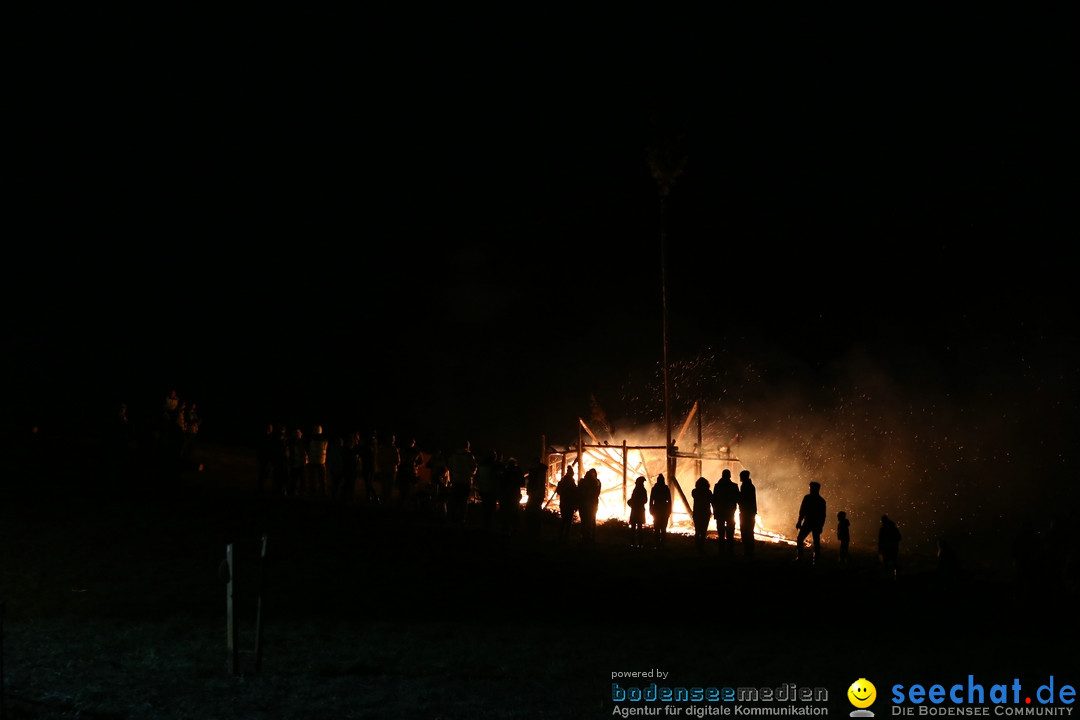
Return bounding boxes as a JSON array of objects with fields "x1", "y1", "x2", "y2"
[{"x1": 1, "y1": 442, "x2": 1076, "y2": 720}]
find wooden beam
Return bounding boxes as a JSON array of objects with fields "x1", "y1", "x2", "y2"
[
  {"x1": 673, "y1": 401, "x2": 699, "y2": 448},
  {"x1": 578, "y1": 417, "x2": 602, "y2": 446}
]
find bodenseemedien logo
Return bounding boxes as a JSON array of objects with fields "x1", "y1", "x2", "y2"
[{"x1": 849, "y1": 678, "x2": 877, "y2": 717}]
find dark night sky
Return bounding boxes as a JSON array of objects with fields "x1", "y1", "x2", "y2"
[{"x1": 5, "y1": 8, "x2": 1077, "y2": 509}]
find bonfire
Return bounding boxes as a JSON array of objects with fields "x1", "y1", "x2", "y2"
[{"x1": 542, "y1": 405, "x2": 795, "y2": 544}]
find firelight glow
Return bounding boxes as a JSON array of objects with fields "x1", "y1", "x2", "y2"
[{"x1": 542, "y1": 430, "x2": 796, "y2": 545}]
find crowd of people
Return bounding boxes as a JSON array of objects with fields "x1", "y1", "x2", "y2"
[
  {"x1": 250, "y1": 424, "x2": 936, "y2": 581},
  {"x1": 88, "y1": 392, "x2": 1073, "y2": 594},
  {"x1": 101, "y1": 389, "x2": 203, "y2": 482},
  {"x1": 254, "y1": 429, "x2": 552, "y2": 537}
]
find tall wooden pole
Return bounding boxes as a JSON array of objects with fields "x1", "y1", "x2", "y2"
[
  {"x1": 661, "y1": 192, "x2": 673, "y2": 482},
  {"x1": 577, "y1": 425, "x2": 583, "y2": 478},
  {"x1": 696, "y1": 400, "x2": 703, "y2": 480},
  {"x1": 622, "y1": 441, "x2": 628, "y2": 512},
  {"x1": 649, "y1": 139, "x2": 684, "y2": 485}
]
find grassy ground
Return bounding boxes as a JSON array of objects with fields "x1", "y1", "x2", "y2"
[{"x1": 1, "y1": 442, "x2": 1076, "y2": 719}]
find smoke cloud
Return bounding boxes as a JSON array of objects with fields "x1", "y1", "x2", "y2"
[{"x1": 599, "y1": 338, "x2": 1077, "y2": 572}]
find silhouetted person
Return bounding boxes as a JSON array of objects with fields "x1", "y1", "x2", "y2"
[
  {"x1": 158, "y1": 391, "x2": 184, "y2": 473},
  {"x1": 878, "y1": 514, "x2": 902, "y2": 580},
  {"x1": 266, "y1": 424, "x2": 288, "y2": 497},
  {"x1": 327, "y1": 434, "x2": 344, "y2": 499},
  {"x1": 711, "y1": 469, "x2": 739, "y2": 556},
  {"x1": 397, "y1": 437, "x2": 420, "y2": 509},
  {"x1": 692, "y1": 477, "x2": 712, "y2": 554},
  {"x1": 256, "y1": 423, "x2": 276, "y2": 494},
  {"x1": 795, "y1": 481, "x2": 827, "y2": 565},
  {"x1": 556, "y1": 467, "x2": 578, "y2": 544},
  {"x1": 476, "y1": 449, "x2": 501, "y2": 532},
  {"x1": 447, "y1": 441, "x2": 477, "y2": 526},
  {"x1": 426, "y1": 449, "x2": 449, "y2": 521},
  {"x1": 836, "y1": 511, "x2": 851, "y2": 567},
  {"x1": 163, "y1": 389, "x2": 180, "y2": 421},
  {"x1": 627, "y1": 476, "x2": 648, "y2": 548},
  {"x1": 411, "y1": 446, "x2": 434, "y2": 512},
  {"x1": 650, "y1": 473, "x2": 673, "y2": 546},
  {"x1": 375, "y1": 433, "x2": 400, "y2": 505},
  {"x1": 161, "y1": 390, "x2": 180, "y2": 463},
  {"x1": 307, "y1": 425, "x2": 329, "y2": 498},
  {"x1": 288, "y1": 427, "x2": 306, "y2": 496},
  {"x1": 358, "y1": 432, "x2": 377, "y2": 504},
  {"x1": 738, "y1": 470, "x2": 757, "y2": 557},
  {"x1": 524, "y1": 457, "x2": 548, "y2": 538},
  {"x1": 578, "y1": 468, "x2": 602, "y2": 545},
  {"x1": 340, "y1": 432, "x2": 361, "y2": 503},
  {"x1": 182, "y1": 402, "x2": 200, "y2": 463},
  {"x1": 498, "y1": 456, "x2": 525, "y2": 537}
]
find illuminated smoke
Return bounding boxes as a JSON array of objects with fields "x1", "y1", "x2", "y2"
[{"x1": 564, "y1": 344, "x2": 1080, "y2": 568}]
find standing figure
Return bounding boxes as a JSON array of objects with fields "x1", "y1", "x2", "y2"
[
  {"x1": 326, "y1": 435, "x2": 344, "y2": 499},
  {"x1": 269, "y1": 425, "x2": 289, "y2": 497},
  {"x1": 692, "y1": 477, "x2": 713, "y2": 554},
  {"x1": 555, "y1": 467, "x2": 578, "y2": 544},
  {"x1": 287, "y1": 428, "x2": 307, "y2": 496},
  {"x1": 375, "y1": 433, "x2": 400, "y2": 506},
  {"x1": 396, "y1": 438, "x2": 421, "y2": 510},
  {"x1": 627, "y1": 476, "x2": 648, "y2": 548},
  {"x1": 257, "y1": 423, "x2": 276, "y2": 494},
  {"x1": 578, "y1": 468, "x2": 602, "y2": 545},
  {"x1": 182, "y1": 402, "x2": 200, "y2": 462},
  {"x1": 649, "y1": 473, "x2": 673, "y2": 546},
  {"x1": 795, "y1": 481, "x2": 827, "y2": 565},
  {"x1": 426, "y1": 450, "x2": 450, "y2": 521},
  {"x1": 738, "y1": 470, "x2": 757, "y2": 557},
  {"x1": 360, "y1": 432, "x2": 379, "y2": 504},
  {"x1": 476, "y1": 449, "x2": 501, "y2": 532},
  {"x1": 340, "y1": 432, "x2": 361, "y2": 503},
  {"x1": 712, "y1": 469, "x2": 740, "y2": 556},
  {"x1": 524, "y1": 457, "x2": 549, "y2": 539},
  {"x1": 307, "y1": 425, "x2": 329, "y2": 498},
  {"x1": 837, "y1": 511, "x2": 851, "y2": 567},
  {"x1": 499, "y1": 457, "x2": 525, "y2": 537},
  {"x1": 878, "y1": 514, "x2": 902, "y2": 579},
  {"x1": 170, "y1": 400, "x2": 187, "y2": 468},
  {"x1": 447, "y1": 441, "x2": 477, "y2": 526}
]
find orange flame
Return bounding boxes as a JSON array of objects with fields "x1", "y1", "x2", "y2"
[{"x1": 543, "y1": 438, "x2": 795, "y2": 545}]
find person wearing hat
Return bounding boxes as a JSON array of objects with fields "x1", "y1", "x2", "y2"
[{"x1": 795, "y1": 481, "x2": 827, "y2": 564}]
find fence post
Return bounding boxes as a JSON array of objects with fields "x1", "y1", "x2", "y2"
[
  {"x1": 226, "y1": 544, "x2": 238, "y2": 675},
  {"x1": 253, "y1": 534, "x2": 268, "y2": 673},
  {"x1": 1, "y1": 599, "x2": 6, "y2": 719}
]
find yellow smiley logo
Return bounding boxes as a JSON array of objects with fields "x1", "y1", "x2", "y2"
[{"x1": 848, "y1": 678, "x2": 877, "y2": 709}]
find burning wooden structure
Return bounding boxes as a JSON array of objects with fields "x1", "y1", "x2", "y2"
[{"x1": 542, "y1": 401, "x2": 744, "y2": 531}]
